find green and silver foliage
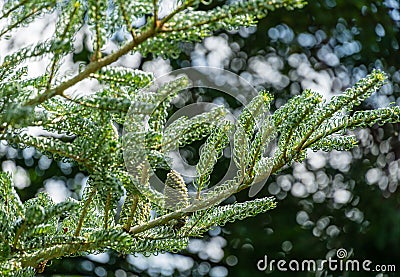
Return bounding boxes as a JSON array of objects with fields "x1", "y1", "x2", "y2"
[{"x1": 0, "y1": 0, "x2": 399, "y2": 275}]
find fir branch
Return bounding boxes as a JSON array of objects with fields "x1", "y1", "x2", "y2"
[
  {"x1": 0, "y1": 2, "x2": 56, "y2": 39},
  {"x1": 74, "y1": 187, "x2": 97, "y2": 236},
  {"x1": 186, "y1": 196, "x2": 276, "y2": 236},
  {"x1": 0, "y1": 0, "x2": 29, "y2": 21},
  {"x1": 122, "y1": 194, "x2": 139, "y2": 231},
  {"x1": 12, "y1": 223, "x2": 27, "y2": 250},
  {"x1": 24, "y1": 28, "x2": 156, "y2": 106},
  {"x1": 24, "y1": 0, "x2": 193, "y2": 107},
  {"x1": 46, "y1": 1, "x2": 82, "y2": 90},
  {"x1": 294, "y1": 70, "x2": 386, "y2": 154},
  {"x1": 119, "y1": 0, "x2": 136, "y2": 39},
  {"x1": 103, "y1": 190, "x2": 112, "y2": 230},
  {"x1": 2, "y1": 0, "x2": 400, "y2": 273}
]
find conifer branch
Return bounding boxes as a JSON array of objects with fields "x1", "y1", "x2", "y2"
[
  {"x1": 104, "y1": 190, "x2": 112, "y2": 229},
  {"x1": 24, "y1": 0, "x2": 194, "y2": 108},
  {"x1": 74, "y1": 187, "x2": 97, "y2": 236},
  {"x1": 0, "y1": 0, "x2": 29, "y2": 21},
  {"x1": 123, "y1": 194, "x2": 139, "y2": 231},
  {"x1": 12, "y1": 222, "x2": 27, "y2": 250},
  {"x1": 0, "y1": 3, "x2": 53, "y2": 39},
  {"x1": 2, "y1": 1, "x2": 400, "y2": 275},
  {"x1": 119, "y1": 0, "x2": 136, "y2": 39},
  {"x1": 46, "y1": 2, "x2": 81, "y2": 90},
  {"x1": 24, "y1": 28, "x2": 156, "y2": 107},
  {"x1": 293, "y1": 70, "x2": 386, "y2": 154}
]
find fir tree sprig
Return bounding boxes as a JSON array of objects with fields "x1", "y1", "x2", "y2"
[{"x1": 1, "y1": 1, "x2": 400, "y2": 275}]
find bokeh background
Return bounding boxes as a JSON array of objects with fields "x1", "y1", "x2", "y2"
[{"x1": 1, "y1": 0, "x2": 400, "y2": 276}]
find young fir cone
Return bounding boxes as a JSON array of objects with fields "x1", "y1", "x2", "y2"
[{"x1": 163, "y1": 170, "x2": 190, "y2": 230}]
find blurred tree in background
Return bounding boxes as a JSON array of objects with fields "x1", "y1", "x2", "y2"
[
  {"x1": 217, "y1": 1, "x2": 400, "y2": 276},
  {"x1": 1, "y1": 0, "x2": 399, "y2": 276}
]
